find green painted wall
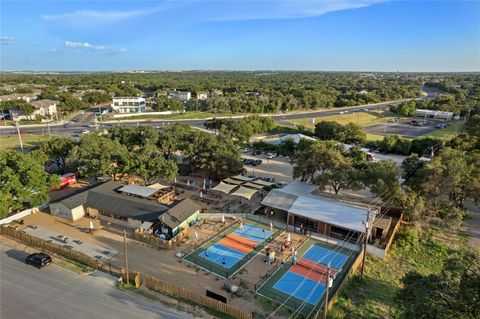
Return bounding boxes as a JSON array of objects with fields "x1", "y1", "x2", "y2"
[{"x1": 172, "y1": 210, "x2": 199, "y2": 236}]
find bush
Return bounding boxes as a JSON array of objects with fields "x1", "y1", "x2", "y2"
[{"x1": 394, "y1": 226, "x2": 419, "y2": 251}]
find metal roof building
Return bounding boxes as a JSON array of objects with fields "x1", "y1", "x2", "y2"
[{"x1": 261, "y1": 182, "x2": 372, "y2": 241}]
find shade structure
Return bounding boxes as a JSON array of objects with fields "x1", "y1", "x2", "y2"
[
  {"x1": 243, "y1": 182, "x2": 265, "y2": 190},
  {"x1": 147, "y1": 183, "x2": 169, "y2": 190},
  {"x1": 223, "y1": 177, "x2": 244, "y2": 185},
  {"x1": 251, "y1": 179, "x2": 274, "y2": 187},
  {"x1": 231, "y1": 175, "x2": 253, "y2": 182},
  {"x1": 211, "y1": 182, "x2": 238, "y2": 195},
  {"x1": 231, "y1": 186, "x2": 258, "y2": 200}
]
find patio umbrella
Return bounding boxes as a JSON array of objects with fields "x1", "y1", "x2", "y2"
[
  {"x1": 89, "y1": 221, "x2": 94, "y2": 230},
  {"x1": 287, "y1": 233, "x2": 291, "y2": 242},
  {"x1": 221, "y1": 215, "x2": 225, "y2": 223}
]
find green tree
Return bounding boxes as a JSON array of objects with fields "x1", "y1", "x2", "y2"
[
  {"x1": 0, "y1": 100, "x2": 35, "y2": 115},
  {"x1": 340, "y1": 123, "x2": 367, "y2": 144},
  {"x1": 40, "y1": 137, "x2": 77, "y2": 173},
  {"x1": 0, "y1": 151, "x2": 59, "y2": 218},
  {"x1": 67, "y1": 135, "x2": 132, "y2": 180},
  {"x1": 396, "y1": 250, "x2": 480, "y2": 319},
  {"x1": 316, "y1": 159, "x2": 362, "y2": 194},
  {"x1": 132, "y1": 148, "x2": 177, "y2": 184},
  {"x1": 157, "y1": 124, "x2": 191, "y2": 159},
  {"x1": 390, "y1": 100, "x2": 416, "y2": 116},
  {"x1": 314, "y1": 121, "x2": 344, "y2": 140}
]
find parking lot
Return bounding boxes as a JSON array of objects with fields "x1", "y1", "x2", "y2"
[
  {"x1": 363, "y1": 119, "x2": 444, "y2": 138},
  {"x1": 241, "y1": 151, "x2": 293, "y2": 183}
]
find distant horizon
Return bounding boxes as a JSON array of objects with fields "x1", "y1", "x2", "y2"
[
  {"x1": 1, "y1": 0, "x2": 478, "y2": 72},
  {"x1": 1, "y1": 69, "x2": 479, "y2": 74}
]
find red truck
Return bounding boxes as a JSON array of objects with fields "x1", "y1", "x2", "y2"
[{"x1": 51, "y1": 173, "x2": 77, "y2": 190}]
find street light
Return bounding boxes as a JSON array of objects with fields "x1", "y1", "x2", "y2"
[{"x1": 15, "y1": 121, "x2": 24, "y2": 153}]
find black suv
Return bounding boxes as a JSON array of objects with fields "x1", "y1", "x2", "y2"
[{"x1": 26, "y1": 253, "x2": 52, "y2": 268}]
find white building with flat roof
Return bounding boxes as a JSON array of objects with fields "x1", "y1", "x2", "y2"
[
  {"x1": 111, "y1": 97, "x2": 146, "y2": 113},
  {"x1": 168, "y1": 90, "x2": 191, "y2": 102},
  {"x1": 415, "y1": 109, "x2": 453, "y2": 121}
]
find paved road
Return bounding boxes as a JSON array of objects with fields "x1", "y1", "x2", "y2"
[
  {"x1": 0, "y1": 87, "x2": 440, "y2": 137},
  {"x1": 0, "y1": 100, "x2": 398, "y2": 137},
  {"x1": 0, "y1": 244, "x2": 194, "y2": 319}
]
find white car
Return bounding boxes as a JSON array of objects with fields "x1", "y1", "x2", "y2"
[
  {"x1": 241, "y1": 147, "x2": 251, "y2": 153},
  {"x1": 81, "y1": 130, "x2": 90, "y2": 134},
  {"x1": 266, "y1": 153, "x2": 277, "y2": 159}
]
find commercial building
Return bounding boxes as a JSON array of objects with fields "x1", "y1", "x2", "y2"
[
  {"x1": 415, "y1": 109, "x2": 453, "y2": 121},
  {"x1": 49, "y1": 181, "x2": 200, "y2": 235},
  {"x1": 261, "y1": 182, "x2": 374, "y2": 242},
  {"x1": 111, "y1": 97, "x2": 146, "y2": 113}
]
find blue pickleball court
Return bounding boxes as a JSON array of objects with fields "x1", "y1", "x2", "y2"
[
  {"x1": 302, "y1": 244, "x2": 348, "y2": 270},
  {"x1": 273, "y1": 271, "x2": 326, "y2": 305}
]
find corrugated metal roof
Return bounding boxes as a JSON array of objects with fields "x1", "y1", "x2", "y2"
[
  {"x1": 118, "y1": 185, "x2": 158, "y2": 198},
  {"x1": 261, "y1": 189, "x2": 298, "y2": 211},
  {"x1": 262, "y1": 182, "x2": 368, "y2": 233}
]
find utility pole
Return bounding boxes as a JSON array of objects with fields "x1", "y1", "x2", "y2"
[
  {"x1": 15, "y1": 121, "x2": 24, "y2": 153},
  {"x1": 47, "y1": 120, "x2": 51, "y2": 136},
  {"x1": 361, "y1": 209, "x2": 370, "y2": 278},
  {"x1": 323, "y1": 263, "x2": 331, "y2": 319},
  {"x1": 123, "y1": 230, "x2": 129, "y2": 284}
]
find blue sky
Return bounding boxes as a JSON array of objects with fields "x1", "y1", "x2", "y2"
[{"x1": 1, "y1": 0, "x2": 479, "y2": 71}]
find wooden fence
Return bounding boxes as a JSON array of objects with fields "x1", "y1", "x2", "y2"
[
  {"x1": 0, "y1": 226, "x2": 122, "y2": 276},
  {"x1": 145, "y1": 275, "x2": 252, "y2": 319},
  {"x1": 2, "y1": 225, "x2": 252, "y2": 319},
  {"x1": 134, "y1": 230, "x2": 185, "y2": 250}
]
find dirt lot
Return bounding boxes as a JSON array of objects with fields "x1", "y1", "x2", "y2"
[
  {"x1": 12, "y1": 211, "x2": 305, "y2": 317},
  {"x1": 363, "y1": 119, "x2": 440, "y2": 138}
]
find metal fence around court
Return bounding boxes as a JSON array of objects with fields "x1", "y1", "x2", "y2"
[{"x1": 184, "y1": 222, "x2": 283, "y2": 279}]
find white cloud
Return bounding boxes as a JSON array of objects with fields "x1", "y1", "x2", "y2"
[
  {"x1": 43, "y1": 6, "x2": 167, "y2": 23},
  {"x1": 117, "y1": 48, "x2": 127, "y2": 53},
  {"x1": 64, "y1": 41, "x2": 106, "y2": 50},
  {"x1": 0, "y1": 36, "x2": 16, "y2": 42},
  {"x1": 205, "y1": 0, "x2": 387, "y2": 21}
]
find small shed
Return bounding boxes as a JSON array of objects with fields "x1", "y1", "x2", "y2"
[{"x1": 372, "y1": 216, "x2": 392, "y2": 241}]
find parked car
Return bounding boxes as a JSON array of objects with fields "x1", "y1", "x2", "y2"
[
  {"x1": 241, "y1": 147, "x2": 251, "y2": 153},
  {"x1": 266, "y1": 153, "x2": 277, "y2": 159},
  {"x1": 81, "y1": 129, "x2": 90, "y2": 134},
  {"x1": 25, "y1": 253, "x2": 52, "y2": 268},
  {"x1": 252, "y1": 159, "x2": 262, "y2": 166},
  {"x1": 276, "y1": 181, "x2": 288, "y2": 188},
  {"x1": 11, "y1": 130, "x2": 28, "y2": 135},
  {"x1": 247, "y1": 174, "x2": 258, "y2": 180},
  {"x1": 261, "y1": 177, "x2": 276, "y2": 183},
  {"x1": 243, "y1": 159, "x2": 254, "y2": 165},
  {"x1": 51, "y1": 173, "x2": 77, "y2": 191},
  {"x1": 251, "y1": 150, "x2": 262, "y2": 156}
]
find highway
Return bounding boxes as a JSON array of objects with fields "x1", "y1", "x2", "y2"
[
  {"x1": 0, "y1": 244, "x2": 195, "y2": 319},
  {"x1": 0, "y1": 100, "x2": 398, "y2": 137},
  {"x1": 0, "y1": 87, "x2": 441, "y2": 138}
]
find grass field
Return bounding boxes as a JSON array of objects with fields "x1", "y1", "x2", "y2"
[
  {"x1": 329, "y1": 224, "x2": 465, "y2": 319},
  {"x1": 288, "y1": 110, "x2": 401, "y2": 129},
  {"x1": 0, "y1": 134, "x2": 50, "y2": 151}
]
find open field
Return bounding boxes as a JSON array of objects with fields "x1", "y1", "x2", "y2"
[
  {"x1": 288, "y1": 110, "x2": 400, "y2": 129},
  {"x1": 0, "y1": 134, "x2": 50, "y2": 151},
  {"x1": 329, "y1": 224, "x2": 465, "y2": 319}
]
